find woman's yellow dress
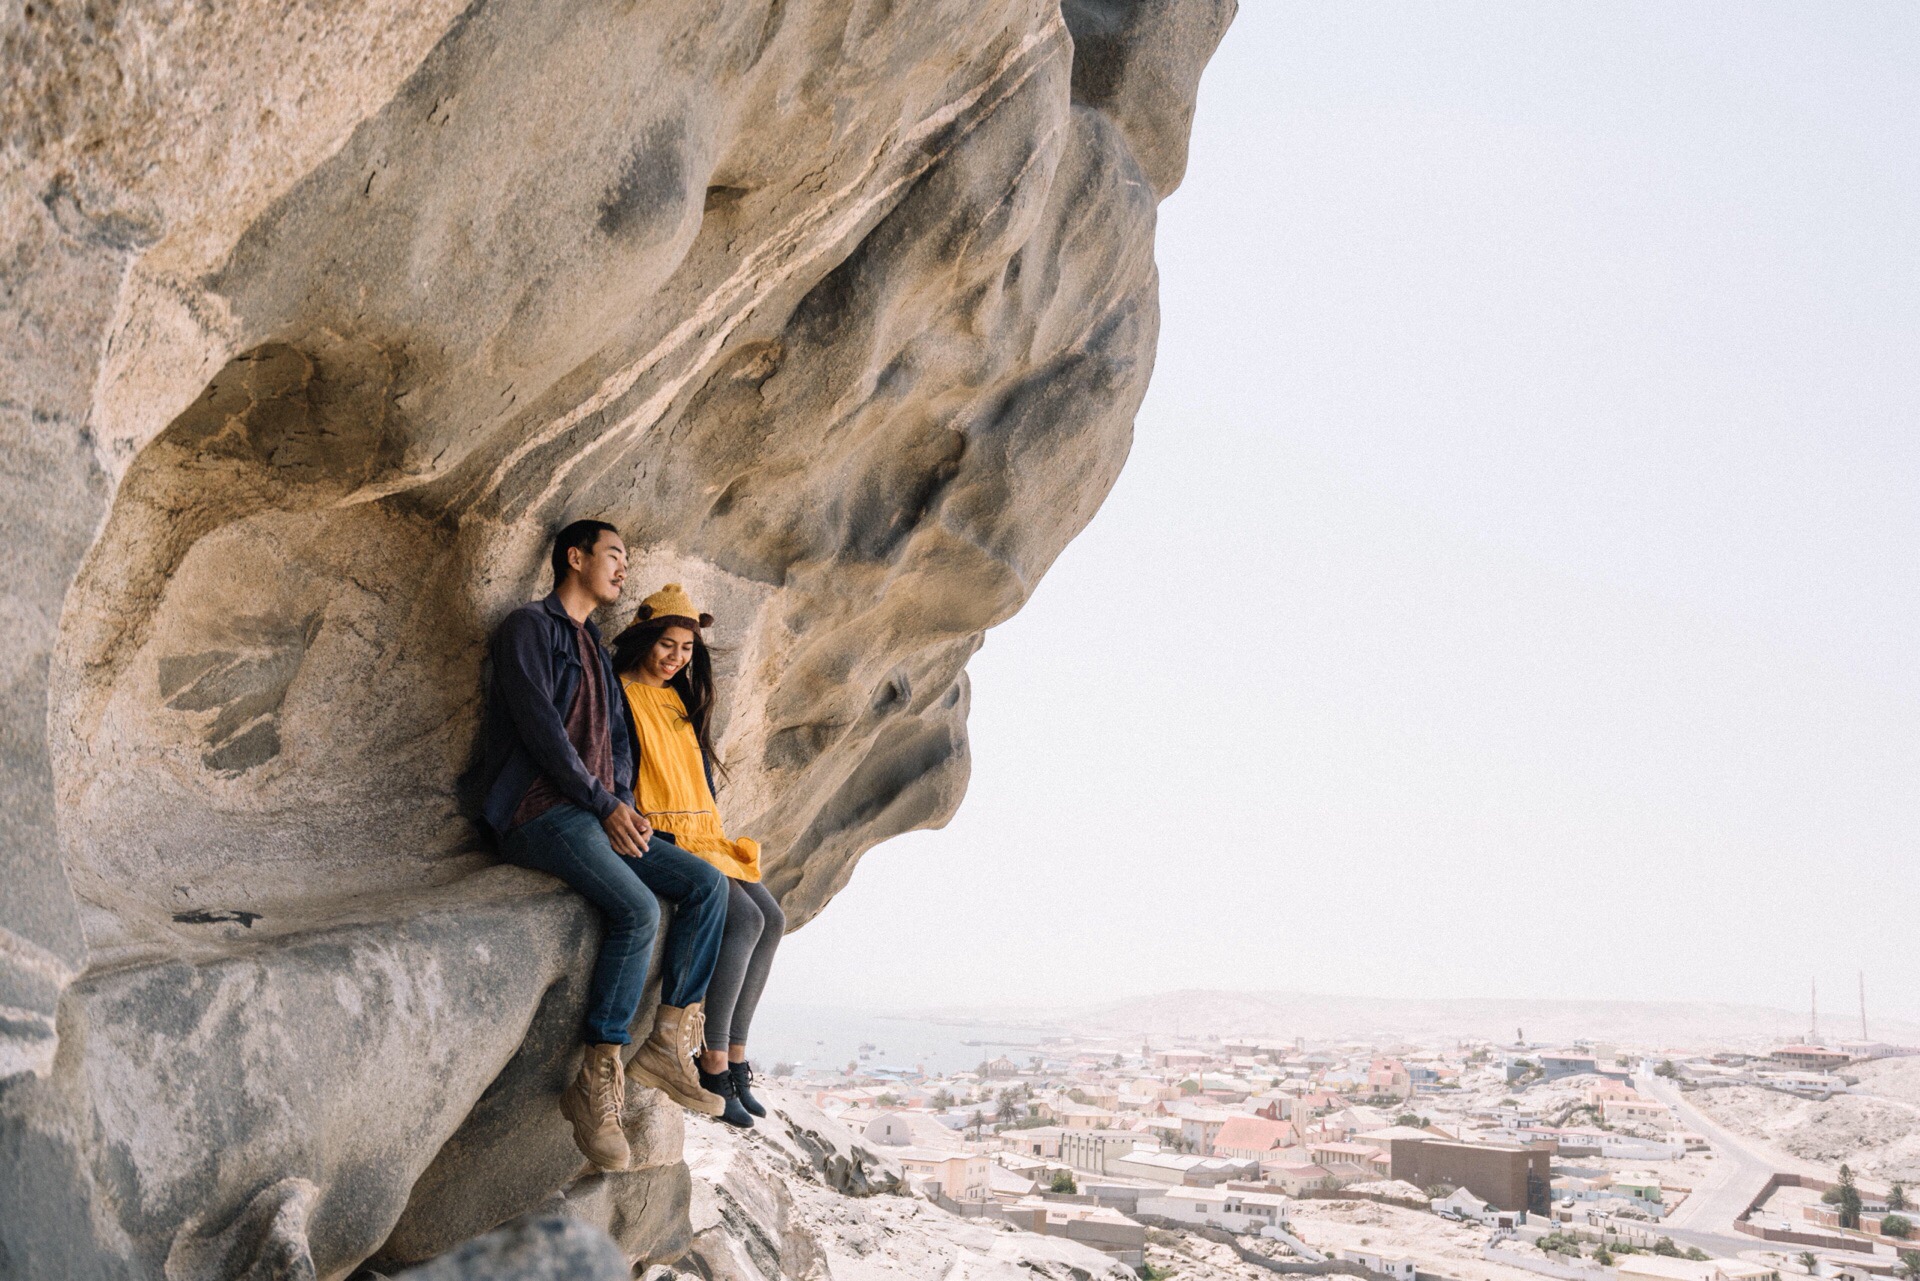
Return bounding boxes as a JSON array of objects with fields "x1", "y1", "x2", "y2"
[{"x1": 621, "y1": 679, "x2": 760, "y2": 883}]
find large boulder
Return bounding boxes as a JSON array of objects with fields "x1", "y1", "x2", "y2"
[{"x1": 1, "y1": 0, "x2": 1232, "y2": 1274}]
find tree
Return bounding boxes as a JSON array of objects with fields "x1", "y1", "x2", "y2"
[
  {"x1": 1797, "y1": 1252, "x2": 1819, "y2": 1274},
  {"x1": 1655, "y1": 1060, "x2": 1678, "y2": 1078},
  {"x1": 1596, "y1": 1249, "x2": 1615, "y2": 1266},
  {"x1": 1050, "y1": 1170, "x2": 1078, "y2": 1194},
  {"x1": 1396, "y1": 1113, "x2": 1427, "y2": 1129},
  {"x1": 1892, "y1": 1184, "x2": 1911, "y2": 1212},
  {"x1": 932, "y1": 1089, "x2": 955, "y2": 1110},
  {"x1": 996, "y1": 1092, "x2": 1019, "y2": 1126},
  {"x1": 1896, "y1": 1251, "x2": 1920, "y2": 1281},
  {"x1": 1653, "y1": 1238, "x2": 1682, "y2": 1257},
  {"x1": 1685, "y1": 1247, "x2": 1711, "y2": 1261},
  {"x1": 968, "y1": 1109, "x2": 985, "y2": 1139},
  {"x1": 1884, "y1": 1215, "x2": 1914, "y2": 1240},
  {"x1": 1837, "y1": 1165, "x2": 1863, "y2": 1230}
]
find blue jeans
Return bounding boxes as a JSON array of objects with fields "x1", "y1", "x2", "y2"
[{"x1": 502, "y1": 804, "x2": 729, "y2": 1045}]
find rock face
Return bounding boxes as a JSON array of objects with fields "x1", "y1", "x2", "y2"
[{"x1": 0, "y1": 0, "x2": 1231, "y2": 1275}]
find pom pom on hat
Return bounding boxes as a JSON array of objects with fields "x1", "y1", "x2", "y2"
[{"x1": 635, "y1": 583, "x2": 714, "y2": 629}]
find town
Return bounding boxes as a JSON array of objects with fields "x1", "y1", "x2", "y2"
[{"x1": 761, "y1": 1031, "x2": 1920, "y2": 1281}]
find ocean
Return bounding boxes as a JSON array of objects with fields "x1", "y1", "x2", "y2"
[{"x1": 745, "y1": 1003, "x2": 1077, "y2": 1078}]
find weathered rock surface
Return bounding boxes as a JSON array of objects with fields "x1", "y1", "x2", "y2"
[
  {"x1": 679, "y1": 1087, "x2": 1135, "y2": 1281},
  {"x1": 389, "y1": 1214, "x2": 630, "y2": 1281},
  {"x1": 1, "y1": 0, "x2": 1230, "y2": 1274}
]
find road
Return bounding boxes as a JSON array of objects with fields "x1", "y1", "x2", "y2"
[{"x1": 1636, "y1": 1069, "x2": 1838, "y2": 1258}]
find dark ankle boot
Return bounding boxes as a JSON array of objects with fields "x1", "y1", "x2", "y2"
[
  {"x1": 730, "y1": 1061, "x2": 767, "y2": 1118},
  {"x1": 699, "y1": 1064, "x2": 754, "y2": 1129}
]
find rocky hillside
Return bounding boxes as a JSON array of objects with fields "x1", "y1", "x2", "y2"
[
  {"x1": 1688, "y1": 1057, "x2": 1920, "y2": 1184},
  {"x1": 0, "y1": 0, "x2": 1230, "y2": 1276}
]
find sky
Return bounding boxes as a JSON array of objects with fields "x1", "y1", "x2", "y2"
[{"x1": 761, "y1": 2, "x2": 1920, "y2": 1023}]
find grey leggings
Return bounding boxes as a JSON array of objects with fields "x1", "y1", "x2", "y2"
[{"x1": 704, "y1": 877, "x2": 785, "y2": 1052}]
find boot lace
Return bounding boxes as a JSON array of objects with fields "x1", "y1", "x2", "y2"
[
  {"x1": 684, "y1": 1006, "x2": 707, "y2": 1063},
  {"x1": 595, "y1": 1051, "x2": 622, "y2": 1123}
]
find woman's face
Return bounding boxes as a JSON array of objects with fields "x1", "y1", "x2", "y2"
[{"x1": 642, "y1": 626, "x2": 698, "y2": 683}]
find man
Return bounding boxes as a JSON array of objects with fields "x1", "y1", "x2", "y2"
[{"x1": 468, "y1": 518, "x2": 729, "y2": 1171}]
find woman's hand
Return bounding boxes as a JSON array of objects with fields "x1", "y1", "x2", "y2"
[{"x1": 603, "y1": 803, "x2": 652, "y2": 858}]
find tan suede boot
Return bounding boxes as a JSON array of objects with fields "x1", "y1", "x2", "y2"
[
  {"x1": 558, "y1": 1042, "x2": 631, "y2": 1171},
  {"x1": 626, "y1": 1003, "x2": 725, "y2": 1117}
]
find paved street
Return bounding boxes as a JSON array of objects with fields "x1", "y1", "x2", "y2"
[{"x1": 1637, "y1": 1069, "x2": 1838, "y2": 1257}]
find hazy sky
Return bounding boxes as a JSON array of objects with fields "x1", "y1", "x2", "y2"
[{"x1": 762, "y1": 3, "x2": 1920, "y2": 1023}]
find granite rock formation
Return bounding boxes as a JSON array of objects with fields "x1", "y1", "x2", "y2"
[{"x1": 0, "y1": 0, "x2": 1231, "y2": 1275}]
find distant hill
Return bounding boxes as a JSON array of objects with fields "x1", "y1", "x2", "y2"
[{"x1": 1000, "y1": 989, "x2": 1920, "y2": 1052}]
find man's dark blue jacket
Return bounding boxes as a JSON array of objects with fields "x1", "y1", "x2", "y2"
[{"x1": 466, "y1": 593, "x2": 640, "y2": 837}]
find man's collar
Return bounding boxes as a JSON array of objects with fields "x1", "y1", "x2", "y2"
[{"x1": 540, "y1": 591, "x2": 604, "y2": 640}]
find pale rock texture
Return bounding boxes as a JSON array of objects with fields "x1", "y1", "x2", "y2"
[
  {"x1": 0, "y1": 0, "x2": 1231, "y2": 1274},
  {"x1": 676, "y1": 1088, "x2": 1136, "y2": 1281}
]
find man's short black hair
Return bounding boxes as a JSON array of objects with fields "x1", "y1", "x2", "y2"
[{"x1": 551, "y1": 519, "x2": 621, "y2": 589}]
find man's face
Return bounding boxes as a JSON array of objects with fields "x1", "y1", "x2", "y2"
[{"x1": 569, "y1": 531, "x2": 628, "y2": 606}]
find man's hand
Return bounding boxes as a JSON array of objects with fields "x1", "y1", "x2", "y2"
[{"x1": 604, "y1": 803, "x2": 651, "y2": 859}]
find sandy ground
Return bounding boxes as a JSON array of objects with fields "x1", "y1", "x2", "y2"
[{"x1": 1687, "y1": 1061, "x2": 1920, "y2": 1184}]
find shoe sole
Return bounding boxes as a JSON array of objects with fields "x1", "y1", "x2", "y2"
[
  {"x1": 627, "y1": 1062, "x2": 727, "y2": 1117},
  {"x1": 559, "y1": 1090, "x2": 631, "y2": 1172}
]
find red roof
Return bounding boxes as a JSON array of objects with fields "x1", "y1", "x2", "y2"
[{"x1": 1212, "y1": 1116, "x2": 1297, "y2": 1155}]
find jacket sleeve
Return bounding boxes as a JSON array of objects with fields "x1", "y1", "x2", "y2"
[
  {"x1": 611, "y1": 664, "x2": 638, "y2": 811},
  {"x1": 493, "y1": 611, "x2": 619, "y2": 820}
]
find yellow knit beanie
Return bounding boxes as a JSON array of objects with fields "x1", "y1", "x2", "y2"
[{"x1": 635, "y1": 583, "x2": 713, "y2": 629}]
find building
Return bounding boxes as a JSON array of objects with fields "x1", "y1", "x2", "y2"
[
  {"x1": 1600, "y1": 1134, "x2": 1686, "y2": 1162},
  {"x1": 1055, "y1": 1102, "x2": 1119, "y2": 1131},
  {"x1": 866, "y1": 1112, "x2": 963, "y2": 1149},
  {"x1": 1004, "y1": 1125, "x2": 1066, "y2": 1159},
  {"x1": 1000, "y1": 1199, "x2": 1147, "y2": 1269},
  {"x1": 1251, "y1": 1091, "x2": 1296, "y2": 1120},
  {"x1": 893, "y1": 1147, "x2": 991, "y2": 1204},
  {"x1": 1307, "y1": 1142, "x2": 1389, "y2": 1176},
  {"x1": 1339, "y1": 1249, "x2": 1417, "y2": 1280},
  {"x1": 1262, "y1": 1160, "x2": 1345, "y2": 1194},
  {"x1": 1136, "y1": 1186, "x2": 1291, "y2": 1235},
  {"x1": 1366, "y1": 1059, "x2": 1414, "y2": 1100},
  {"x1": 1154, "y1": 1049, "x2": 1213, "y2": 1071},
  {"x1": 1603, "y1": 1098, "x2": 1674, "y2": 1128},
  {"x1": 1609, "y1": 1171, "x2": 1664, "y2": 1206},
  {"x1": 1432, "y1": 1186, "x2": 1527, "y2": 1229},
  {"x1": 1170, "y1": 1106, "x2": 1235, "y2": 1153},
  {"x1": 1771, "y1": 1046, "x2": 1851, "y2": 1072},
  {"x1": 1111, "y1": 1151, "x2": 1259, "y2": 1187},
  {"x1": 988, "y1": 1163, "x2": 1039, "y2": 1200},
  {"x1": 1615, "y1": 1257, "x2": 1779, "y2": 1281},
  {"x1": 1375, "y1": 1134, "x2": 1553, "y2": 1214},
  {"x1": 1540, "y1": 1053, "x2": 1599, "y2": 1080},
  {"x1": 1059, "y1": 1128, "x2": 1151, "y2": 1175},
  {"x1": 1212, "y1": 1116, "x2": 1299, "y2": 1160}
]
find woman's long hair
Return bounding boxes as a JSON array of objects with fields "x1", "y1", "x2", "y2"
[{"x1": 610, "y1": 615, "x2": 728, "y2": 783}]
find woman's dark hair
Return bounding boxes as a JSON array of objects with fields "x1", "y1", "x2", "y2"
[
  {"x1": 611, "y1": 615, "x2": 728, "y2": 782},
  {"x1": 551, "y1": 519, "x2": 620, "y2": 589}
]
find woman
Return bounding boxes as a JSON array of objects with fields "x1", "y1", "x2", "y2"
[{"x1": 611, "y1": 584, "x2": 784, "y2": 1130}]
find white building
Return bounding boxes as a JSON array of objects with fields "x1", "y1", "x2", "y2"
[
  {"x1": 1136, "y1": 1186, "x2": 1290, "y2": 1235},
  {"x1": 1338, "y1": 1249, "x2": 1417, "y2": 1280}
]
